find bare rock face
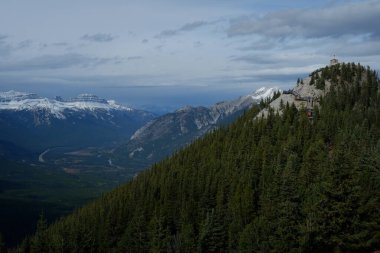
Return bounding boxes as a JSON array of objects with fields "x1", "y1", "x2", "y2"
[{"x1": 257, "y1": 69, "x2": 330, "y2": 118}]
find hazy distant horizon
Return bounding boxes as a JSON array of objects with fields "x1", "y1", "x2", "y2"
[{"x1": 0, "y1": 81, "x2": 290, "y2": 113}]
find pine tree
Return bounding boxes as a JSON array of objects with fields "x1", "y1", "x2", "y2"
[{"x1": 30, "y1": 212, "x2": 48, "y2": 253}]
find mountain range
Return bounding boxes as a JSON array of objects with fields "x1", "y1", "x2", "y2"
[
  {"x1": 0, "y1": 87, "x2": 278, "y2": 165},
  {"x1": 113, "y1": 87, "x2": 279, "y2": 168},
  {"x1": 0, "y1": 91, "x2": 155, "y2": 153}
]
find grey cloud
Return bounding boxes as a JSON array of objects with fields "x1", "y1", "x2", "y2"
[
  {"x1": 239, "y1": 73, "x2": 303, "y2": 83},
  {"x1": 230, "y1": 55, "x2": 278, "y2": 65},
  {"x1": 0, "y1": 37, "x2": 34, "y2": 56},
  {"x1": 81, "y1": 33, "x2": 116, "y2": 42},
  {"x1": 17, "y1": 40, "x2": 33, "y2": 49},
  {"x1": 127, "y1": 56, "x2": 143, "y2": 60},
  {"x1": 38, "y1": 42, "x2": 69, "y2": 50},
  {"x1": 230, "y1": 53, "x2": 329, "y2": 69},
  {"x1": 0, "y1": 35, "x2": 11, "y2": 57},
  {"x1": 39, "y1": 43, "x2": 48, "y2": 50},
  {"x1": 0, "y1": 46, "x2": 11, "y2": 57},
  {"x1": 155, "y1": 21, "x2": 209, "y2": 38},
  {"x1": 194, "y1": 41, "x2": 202, "y2": 48},
  {"x1": 155, "y1": 45, "x2": 164, "y2": 51},
  {"x1": 325, "y1": 39, "x2": 380, "y2": 57},
  {"x1": 238, "y1": 40, "x2": 277, "y2": 51},
  {"x1": 180, "y1": 21, "x2": 208, "y2": 31},
  {"x1": 155, "y1": 30, "x2": 178, "y2": 38},
  {"x1": 0, "y1": 73, "x2": 175, "y2": 90},
  {"x1": 142, "y1": 39, "x2": 149, "y2": 44},
  {"x1": 227, "y1": 0, "x2": 380, "y2": 39},
  {"x1": 0, "y1": 53, "x2": 123, "y2": 72},
  {"x1": 52, "y1": 42, "x2": 69, "y2": 47}
]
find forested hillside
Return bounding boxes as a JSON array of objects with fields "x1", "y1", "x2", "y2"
[{"x1": 11, "y1": 63, "x2": 380, "y2": 252}]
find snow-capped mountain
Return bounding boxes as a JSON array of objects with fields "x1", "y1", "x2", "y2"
[
  {"x1": 208, "y1": 86, "x2": 279, "y2": 122},
  {"x1": 0, "y1": 90, "x2": 40, "y2": 102},
  {"x1": 114, "y1": 87, "x2": 279, "y2": 168},
  {"x1": 0, "y1": 91, "x2": 155, "y2": 151},
  {"x1": 0, "y1": 91, "x2": 134, "y2": 119}
]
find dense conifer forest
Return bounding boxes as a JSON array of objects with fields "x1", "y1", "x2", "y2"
[{"x1": 9, "y1": 63, "x2": 380, "y2": 252}]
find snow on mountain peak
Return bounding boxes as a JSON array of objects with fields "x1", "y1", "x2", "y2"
[
  {"x1": 255, "y1": 87, "x2": 267, "y2": 93},
  {"x1": 0, "y1": 90, "x2": 39, "y2": 102},
  {"x1": 0, "y1": 90, "x2": 133, "y2": 118},
  {"x1": 250, "y1": 86, "x2": 280, "y2": 100}
]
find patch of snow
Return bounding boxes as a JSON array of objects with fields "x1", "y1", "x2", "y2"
[
  {"x1": 250, "y1": 87, "x2": 280, "y2": 100},
  {"x1": 0, "y1": 90, "x2": 39, "y2": 102},
  {"x1": 180, "y1": 119, "x2": 189, "y2": 134},
  {"x1": 194, "y1": 118, "x2": 208, "y2": 129},
  {"x1": 255, "y1": 87, "x2": 267, "y2": 93},
  {"x1": 129, "y1": 147, "x2": 144, "y2": 158},
  {"x1": 130, "y1": 120, "x2": 155, "y2": 140},
  {"x1": 176, "y1": 105, "x2": 193, "y2": 113}
]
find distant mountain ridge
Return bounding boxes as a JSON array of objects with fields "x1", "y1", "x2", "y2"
[
  {"x1": 0, "y1": 91, "x2": 135, "y2": 120},
  {"x1": 114, "y1": 87, "x2": 279, "y2": 167},
  {"x1": 0, "y1": 91, "x2": 155, "y2": 152}
]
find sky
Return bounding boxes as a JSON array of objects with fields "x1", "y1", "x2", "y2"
[{"x1": 0, "y1": 0, "x2": 379, "y2": 111}]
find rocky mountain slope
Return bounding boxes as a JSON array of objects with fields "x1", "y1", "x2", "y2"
[{"x1": 113, "y1": 87, "x2": 279, "y2": 167}]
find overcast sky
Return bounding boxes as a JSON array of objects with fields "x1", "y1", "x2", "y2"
[{"x1": 0, "y1": 0, "x2": 379, "y2": 110}]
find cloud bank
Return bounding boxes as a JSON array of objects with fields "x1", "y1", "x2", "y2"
[
  {"x1": 0, "y1": 53, "x2": 122, "y2": 72},
  {"x1": 227, "y1": 0, "x2": 380, "y2": 39}
]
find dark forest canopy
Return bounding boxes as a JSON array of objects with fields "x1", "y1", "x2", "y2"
[{"x1": 10, "y1": 63, "x2": 380, "y2": 252}]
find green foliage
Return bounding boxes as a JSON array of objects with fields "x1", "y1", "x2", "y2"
[
  {"x1": 30, "y1": 214, "x2": 47, "y2": 253},
  {"x1": 316, "y1": 77, "x2": 325, "y2": 90},
  {"x1": 14, "y1": 63, "x2": 380, "y2": 252},
  {"x1": 310, "y1": 75, "x2": 315, "y2": 86},
  {"x1": 260, "y1": 91, "x2": 280, "y2": 109}
]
